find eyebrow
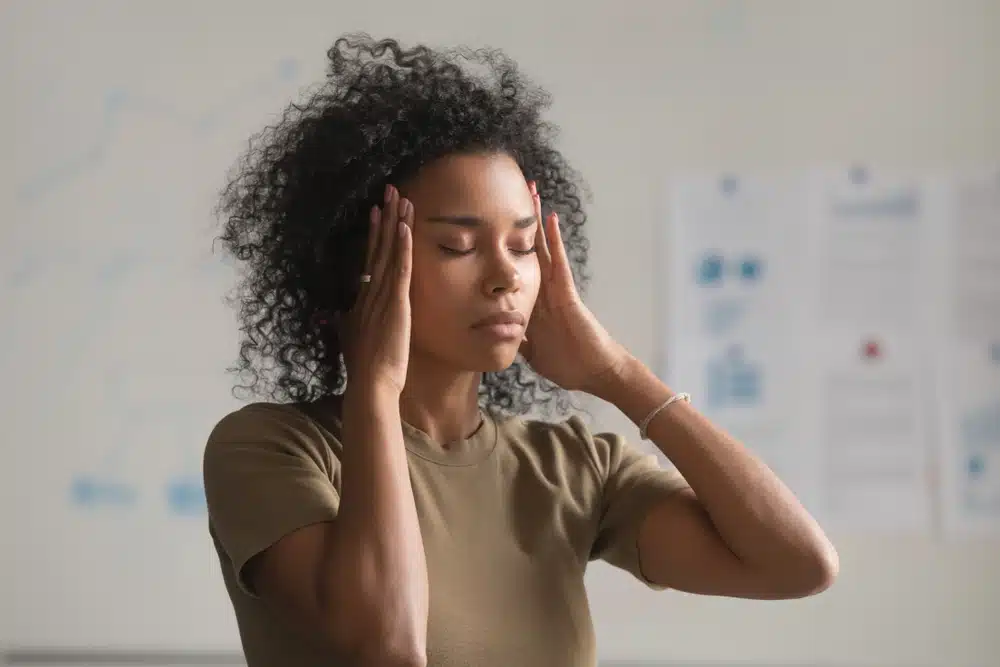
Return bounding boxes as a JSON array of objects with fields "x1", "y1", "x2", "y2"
[{"x1": 424, "y1": 215, "x2": 537, "y2": 229}]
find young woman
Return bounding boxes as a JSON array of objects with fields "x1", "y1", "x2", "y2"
[{"x1": 203, "y1": 34, "x2": 837, "y2": 667}]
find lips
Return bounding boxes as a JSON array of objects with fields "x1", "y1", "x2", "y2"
[{"x1": 471, "y1": 311, "x2": 526, "y2": 328}]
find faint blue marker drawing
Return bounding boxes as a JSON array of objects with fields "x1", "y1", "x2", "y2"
[
  {"x1": 19, "y1": 58, "x2": 300, "y2": 203},
  {"x1": 165, "y1": 401, "x2": 223, "y2": 517},
  {"x1": 41, "y1": 259, "x2": 150, "y2": 513},
  {"x1": 69, "y1": 371, "x2": 140, "y2": 511},
  {"x1": 163, "y1": 400, "x2": 215, "y2": 517},
  {"x1": 706, "y1": 344, "x2": 762, "y2": 410},
  {"x1": 5, "y1": 248, "x2": 79, "y2": 289},
  {"x1": 70, "y1": 476, "x2": 138, "y2": 509},
  {"x1": 166, "y1": 476, "x2": 207, "y2": 516},
  {"x1": 73, "y1": 370, "x2": 216, "y2": 516},
  {"x1": 27, "y1": 248, "x2": 232, "y2": 516}
]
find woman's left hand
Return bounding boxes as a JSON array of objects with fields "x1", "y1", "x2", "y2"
[{"x1": 519, "y1": 182, "x2": 631, "y2": 395}]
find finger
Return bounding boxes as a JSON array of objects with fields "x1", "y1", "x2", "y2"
[
  {"x1": 389, "y1": 195, "x2": 411, "y2": 279},
  {"x1": 396, "y1": 204, "x2": 413, "y2": 293},
  {"x1": 530, "y1": 183, "x2": 553, "y2": 268},
  {"x1": 373, "y1": 184, "x2": 399, "y2": 282},
  {"x1": 374, "y1": 193, "x2": 409, "y2": 310},
  {"x1": 547, "y1": 212, "x2": 575, "y2": 283}
]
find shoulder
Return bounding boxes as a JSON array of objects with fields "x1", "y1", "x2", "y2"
[{"x1": 203, "y1": 399, "x2": 343, "y2": 476}]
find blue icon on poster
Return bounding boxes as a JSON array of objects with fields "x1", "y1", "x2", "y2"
[
  {"x1": 968, "y1": 455, "x2": 985, "y2": 477},
  {"x1": 739, "y1": 256, "x2": 763, "y2": 281},
  {"x1": 697, "y1": 253, "x2": 725, "y2": 285},
  {"x1": 695, "y1": 252, "x2": 765, "y2": 287}
]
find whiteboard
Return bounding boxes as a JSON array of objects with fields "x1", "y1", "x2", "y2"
[
  {"x1": 2, "y1": 28, "x2": 307, "y2": 658},
  {"x1": 3, "y1": 1, "x2": 998, "y2": 665}
]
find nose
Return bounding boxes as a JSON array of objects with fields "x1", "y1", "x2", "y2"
[{"x1": 482, "y1": 252, "x2": 522, "y2": 297}]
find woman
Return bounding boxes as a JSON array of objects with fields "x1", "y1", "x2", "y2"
[{"x1": 203, "y1": 34, "x2": 837, "y2": 667}]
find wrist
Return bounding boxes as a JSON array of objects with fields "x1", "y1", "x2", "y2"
[
  {"x1": 595, "y1": 355, "x2": 675, "y2": 427},
  {"x1": 344, "y1": 378, "x2": 403, "y2": 416},
  {"x1": 592, "y1": 349, "x2": 641, "y2": 395}
]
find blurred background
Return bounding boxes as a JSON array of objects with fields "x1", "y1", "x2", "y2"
[{"x1": 2, "y1": 1, "x2": 998, "y2": 665}]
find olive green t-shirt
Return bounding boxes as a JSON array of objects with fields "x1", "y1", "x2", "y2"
[{"x1": 203, "y1": 399, "x2": 688, "y2": 666}]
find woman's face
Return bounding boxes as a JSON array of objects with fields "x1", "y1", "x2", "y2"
[{"x1": 400, "y1": 152, "x2": 541, "y2": 373}]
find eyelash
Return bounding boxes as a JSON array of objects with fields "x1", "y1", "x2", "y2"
[{"x1": 439, "y1": 246, "x2": 537, "y2": 257}]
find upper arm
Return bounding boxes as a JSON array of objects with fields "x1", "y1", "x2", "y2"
[
  {"x1": 203, "y1": 404, "x2": 346, "y2": 641},
  {"x1": 580, "y1": 421, "x2": 690, "y2": 588},
  {"x1": 246, "y1": 521, "x2": 339, "y2": 628},
  {"x1": 636, "y1": 488, "x2": 791, "y2": 599},
  {"x1": 583, "y1": 421, "x2": 821, "y2": 600}
]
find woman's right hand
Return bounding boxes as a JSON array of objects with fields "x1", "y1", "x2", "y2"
[{"x1": 339, "y1": 185, "x2": 413, "y2": 397}]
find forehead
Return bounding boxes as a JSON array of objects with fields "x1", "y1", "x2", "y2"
[{"x1": 401, "y1": 152, "x2": 530, "y2": 213}]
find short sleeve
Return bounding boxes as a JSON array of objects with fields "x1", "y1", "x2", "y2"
[
  {"x1": 202, "y1": 402, "x2": 342, "y2": 597},
  {"x1": 582, "y1": 421, "x2": 689, "y2": 589}
]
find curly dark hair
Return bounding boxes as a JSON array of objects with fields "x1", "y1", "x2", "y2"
[{"x1": 215, "y1": 33, "x2": 591, "y2": 418}]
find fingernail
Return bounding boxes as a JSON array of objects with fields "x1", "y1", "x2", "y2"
[
  {"x1": 385, "y1": 184, "x2": 393, "y2": 201},
  {"x1": 398, "y1": 198, "x2": 408, "y2": 218}
]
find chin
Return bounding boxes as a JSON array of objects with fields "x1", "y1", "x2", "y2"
[
  {"x1": 466, "y1": 342, "x2": 522, "y2": 373},
  {"x1": 480, "y1": 352, "x2": 520, "y2": 372}
]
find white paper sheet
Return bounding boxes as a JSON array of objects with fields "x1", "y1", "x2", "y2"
[
  {"x1": 802, "y1": 168, "x2": 937, "y2": 533},
  {"x1": 934, "y1": 168, "x2": 1000, "y2": 538},
  {"x1": 664, "y1": 172, "x2": 822, "y2": 515},
  {"x1": 664, "y1": 167, "x2": 941, "y2": 533}
]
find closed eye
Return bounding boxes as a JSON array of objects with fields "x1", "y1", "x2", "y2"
[
  {"x1": 439, "y1": 245, "x2": 474, "y2": 256},
  {"x1": 438, "y1": 245, "x2": 537, "y2": 257}
]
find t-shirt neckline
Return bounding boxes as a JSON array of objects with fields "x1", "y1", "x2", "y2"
[{"x1": 400, "y1": 408, "x2": 498, "y2": 466}]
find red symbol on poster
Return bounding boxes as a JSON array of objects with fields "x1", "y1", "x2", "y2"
[{"x1": 862, "y1": 339, "x2": 882, "y2": 360}]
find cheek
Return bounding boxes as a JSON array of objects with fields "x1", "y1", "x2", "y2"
[{"x1": 409, "y1": 258, "x2": 466, "y2": 324}]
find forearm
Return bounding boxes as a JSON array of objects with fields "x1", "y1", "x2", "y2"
[
  {"x1": 327, "y1": 384, "x2": 428, "y2": 661},
  {"x1": 597, "y1": 355, "x2": 837, "y2": 584}
]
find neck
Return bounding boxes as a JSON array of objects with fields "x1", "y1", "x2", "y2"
[{"x1": 399, "y1": 352, "x2": 484, "y2": 445}]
